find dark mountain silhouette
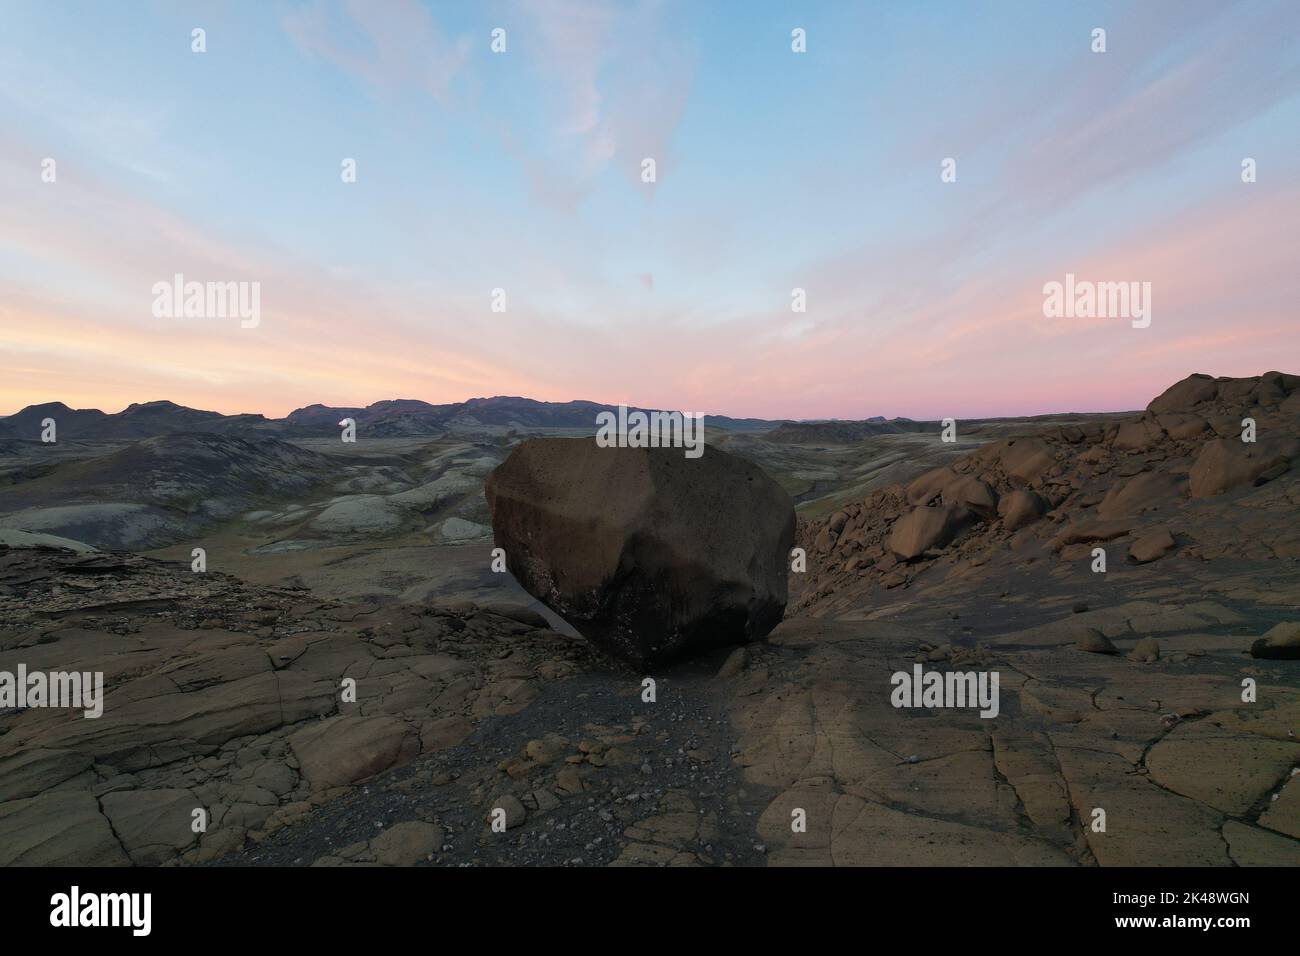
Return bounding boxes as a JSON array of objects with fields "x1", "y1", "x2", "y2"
[
  {"x1": 0, "y1": 395, "x2": 789, "y2": 440},
  {"x1": 0, "y1": 401, "x2": 109, "y2": 439}
]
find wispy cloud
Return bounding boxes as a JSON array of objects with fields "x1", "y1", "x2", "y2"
[{"x1": 284, "y1": 0, "x2": 473, "y2": 103}]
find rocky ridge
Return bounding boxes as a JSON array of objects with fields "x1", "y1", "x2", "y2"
[{"x1": 795, "y1": 372, "x2": 1300, "y2": 609}]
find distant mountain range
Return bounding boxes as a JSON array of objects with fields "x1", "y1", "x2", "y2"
[
  {"x1": 762, "y1": 419, "x2": 925, "y2": 444},
  {"x1": 0, "y1": 397, "x2": 801, "y2": 441}
]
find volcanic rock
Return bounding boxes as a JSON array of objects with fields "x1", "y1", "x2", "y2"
[
  {"x1": 717, "y1": 646, "x2": 751, "y2": 679},
  {"x1": 888, "y1": 505, "x2": 972, "y2": 561},
  {"x1": 1075, "y1": 629, "x2": 1118, "y2": 655},
  {"x1": 998, "y1": 438, "x2": 1055, "y2": 486},
  {"x1": 1112, "y1": 420, "x2": 1164, "y2": 451},
  {"x1": 1188, "y1": 438, "x2": 1297, "y2": 498},
  {"x1": 1051, "y1": 519, "x2": 1135, "y2": 550},
  {"x1": 288, "y1": 715, "x2": 420, "y2": 790},
  {"x1": 998, "y1": 489, "x2": 1047, "y2": 531},
  {"x1": 1157, "y1": 414, "x2": 1209, "y2": 440},
  {"x1": 1096, "y1": 471, "x2": 1183, "y2": 519},
  {"x1": 1250, "y1": 622, "x2": 1300, "y2": 660},
  {"x1": 485, "y1": 794, "x2": 527, "y2": 829},
  {"x1": 484, "y1": 438, "x2": 795, "y2": 668},
  {"x1": 945, "y1": 475, "x2": 999, "y2": 520},
  {"x1": 370, "y1": 822, "x2": 444, "y2": 865},
  {"x1": 1147, "y1": 373, "x2": 1220, "y2": 413},
  {"x1": 906, "y1": 467, "x2": 953, "y2": 505},
  {"x1": 1128, "y1": 637, "x2": 1161, "y2": 663},
  {"x1": 1129, "y1": 529, "x2": 1176, "y2": 563}
]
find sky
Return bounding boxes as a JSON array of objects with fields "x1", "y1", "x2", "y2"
[{"x1": 1, "y1": 0, "x2": 1298, "y2": 421}]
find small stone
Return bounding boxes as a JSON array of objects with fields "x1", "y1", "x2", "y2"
[
  {"x1": 716, "y1": 646, "x2": 750, "y2": 679},
  {"x1": 1129, "y1": 529, "x2": 1176, "y2": 563},
  {"x1": 1076, "y1": 628, "x2": 1118, "y2": 655},
  {"x1": 1128, "y1": 637, "x2": 1160, "y2": 663},
  {"x1": 370, "y1": 821, "x2": 444, "y2": 866},
  {"x1": 484, "y1": 794, "x2": 526, "y2": 830}
]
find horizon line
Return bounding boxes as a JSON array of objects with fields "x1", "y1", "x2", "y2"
[{"x1": 0, "y1": 390, "x2": 1163, "y2": 424}]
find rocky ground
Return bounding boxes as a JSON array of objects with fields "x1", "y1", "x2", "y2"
[
  {"x1": 0, "y1": 547, "x2": 769, "y2": 867},
  {"x1": 222, "y1": 662, "x2": 771, "y2": 867},
  {"x1": 0, "y1": 548, "x2": 582, "y2": 865},
  {"x1": 732, "y1": 597, "x2": 1300, "y2": 866},
  {"x1": 775, "y1": 372, "x2": 1300, "y2": 864},
  {"x1": 0, "y1": 372, "x2": 1296, "y2": 866}
]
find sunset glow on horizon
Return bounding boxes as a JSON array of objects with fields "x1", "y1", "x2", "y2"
[{"x1": 2, "y1": 0, "x2": 1299, "y2": 422}]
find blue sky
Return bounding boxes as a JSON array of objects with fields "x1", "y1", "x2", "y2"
[{"x1": 2, "y1": 0, "x2": 1298, "y2": 419}]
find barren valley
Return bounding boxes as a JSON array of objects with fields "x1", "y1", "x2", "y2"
[{"x1": 1, "y1": 373, "x2": 1297, "y2": 867}]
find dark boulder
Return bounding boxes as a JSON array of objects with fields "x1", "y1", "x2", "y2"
[{"x1": 485, "y1": 438, "x2": 795, "y2": 668}]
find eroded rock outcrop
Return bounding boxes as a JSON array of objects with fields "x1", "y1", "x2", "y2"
[{"x1": 795, "y1": 372, "x2": 1300, "y2": 607}]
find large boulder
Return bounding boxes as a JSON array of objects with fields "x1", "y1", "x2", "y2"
[
  {"x1": 1112, "y1": 419, "x2": 1165, "y2": 451},
  {"x1": 998, "y1": 437, "x2": 1055, "y2": 486},
  {"x1": 485, "y1": 438, "x2": 795, "y2": 668},
  {"x1": 1157, "y1": 413, "x2": 1209, "y2": 440},
  {"x1": 1147, "y1": 373, "x2": 1220, "y2": 414},
  {"x1": 944, "y1": 475, "x2": 999, "y2": 520},
  {"x1": 998, "y1": 489, "x2": 1047, "y2": 531},
  {"x1": 1188, "y1": 438, "x2": 1297, "y2": 498},
  {"x1": 1096, "y1": 471, "x2": 1184, "y2": 518},
  {"x1": 904, "y1": 468, "x2": 996, "y2": 518},
  {"x1": 887, "y1": 505, "x2": 972, "y2": 561},
  {"x1": 905, "y1": 467, "x2": 954, "y2": 505}
]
